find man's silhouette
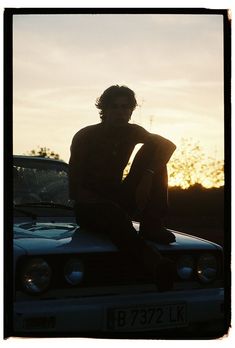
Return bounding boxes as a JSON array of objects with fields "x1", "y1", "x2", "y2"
[{"x1": 69, "y1": 85, "x2": 176, "y2": 291}]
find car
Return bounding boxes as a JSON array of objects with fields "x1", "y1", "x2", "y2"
[{"x1": 11, "y1": 155, "x2": 226, "y2": 338}]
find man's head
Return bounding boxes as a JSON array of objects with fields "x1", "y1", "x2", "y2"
[{"x1": 95, "y1": 85, "x2": 137, "y2": 126}]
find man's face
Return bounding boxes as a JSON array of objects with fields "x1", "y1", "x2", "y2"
[{"x1": 103, "y1": 96, "x2": 133, "y2": 127}]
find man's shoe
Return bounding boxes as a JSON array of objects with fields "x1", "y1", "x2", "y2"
[
  {"x1": 147, "y1": 227, "x2": 176, "y2": 244},
  {"x1": 140, "y1": 224, "x2": 176, "y2": 244}
]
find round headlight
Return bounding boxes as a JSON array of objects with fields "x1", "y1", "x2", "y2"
[
  {"x1": 21, "y1": 258, "x2": 52, "y2": 294},
  {"x1": 64, "y1": 258, "x2": 84, "y2": 285},
  {"x1": 197, "y1": 254, "x2": 217, "y2": 283},
  {"x1": 177, "y1": 255, "x2": 194, "y2": 280}
]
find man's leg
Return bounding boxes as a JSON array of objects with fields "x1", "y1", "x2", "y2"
[
  {"x1": 121, "y1": 144, "x2": 175, "y2": 244},
  {"x1": 74, "y1": 201, "x2": 144, "y2": 257},
  {"x1": 74, "y1": 201, "x2": 175, "y2": 291}
]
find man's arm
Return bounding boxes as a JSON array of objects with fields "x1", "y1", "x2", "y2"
[
  {"x1": 147, "y1": 133, "x2": 176, "y2": 172},
  {"x1": 133, "y1": 125, "x2": 176, "y2": 170},
  {"x1": 68, "y1": 130, "x2": 100, "y2": 203}
]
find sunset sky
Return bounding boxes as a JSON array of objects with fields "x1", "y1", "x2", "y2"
[{"x1": 13, "y1": 13, "x2": 224, "y2": 163}]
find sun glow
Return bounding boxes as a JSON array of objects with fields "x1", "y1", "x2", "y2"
[{"x1": 168, "y1": 171, "x2": 224, "y2": 189}]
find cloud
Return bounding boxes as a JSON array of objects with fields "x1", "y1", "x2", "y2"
[{"x1": 14, "y1": 14, "x2": 223, "y2": 86}]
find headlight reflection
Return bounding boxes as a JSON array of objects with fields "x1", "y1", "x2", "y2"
[
  {"x1": 64, "y1": 258, "x2": 84, "y2": 285},
  {"x1": 197, "y1": 254, "x2": 218, "y2": 283},
  {"x1": 21, "y1": 258, "x2": 52, "y2": 294}
]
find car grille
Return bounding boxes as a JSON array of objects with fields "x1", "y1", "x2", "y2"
[
  {"x1": 15, "y1": 250, "x2": 223, "y2": 296},
  {"x1": 84, "y1": 253, "x2": 150, "y2": 285}
]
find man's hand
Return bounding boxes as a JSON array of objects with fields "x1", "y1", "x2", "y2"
[{"x1": 135, "y1": 171, "x2": 154, "y2": 212}]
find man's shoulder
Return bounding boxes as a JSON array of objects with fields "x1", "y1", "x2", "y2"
[
  {"x1": 129, "y1": 123, "x2": 145, "y2": 131},
  {"x1": 128, "y1": 123, "x2": 148, "y2": 135},
  {"x1": 73, "y1": 123, "x2": 101, "y2": 139}
]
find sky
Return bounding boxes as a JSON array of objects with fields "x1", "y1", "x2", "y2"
[{"x1": 13, "y1": 12, "x2": 225, "y2": 163}]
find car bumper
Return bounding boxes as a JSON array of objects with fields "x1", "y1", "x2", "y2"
[{"x1": 14, "y1": 287, "x2": 225, "y2": 337}]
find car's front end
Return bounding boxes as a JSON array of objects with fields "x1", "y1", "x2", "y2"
[{"x1": 13, "y1": 220, "x2": 225, "y2": 338}]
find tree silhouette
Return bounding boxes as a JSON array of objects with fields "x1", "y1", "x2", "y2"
[
  {"x1": 27, "y1": 146, "x2": 61, "y2": 160},
  {"x1": 167, "y1": 138, "x2": 224, "y2": 189}
]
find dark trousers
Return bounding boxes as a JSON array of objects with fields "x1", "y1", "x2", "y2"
[{"x1": 74, "y1": 144, "x2": 169, "y2": 264}]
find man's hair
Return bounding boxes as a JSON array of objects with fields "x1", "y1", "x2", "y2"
[{"x1": 95, "y1": 85, "x2": 137, "y2": 122}]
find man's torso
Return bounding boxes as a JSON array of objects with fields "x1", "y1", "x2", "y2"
[{"x1": 74, "y1": 123, "x2": 144, "y2": 197}]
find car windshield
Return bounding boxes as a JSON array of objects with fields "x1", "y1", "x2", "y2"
[{"x1": 13, "y1": 157, "x2": 71, "y2": 207}]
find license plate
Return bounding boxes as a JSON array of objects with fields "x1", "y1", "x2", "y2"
[{"x1": 107, "y1": 303, "x2": 187, "y2": 331}]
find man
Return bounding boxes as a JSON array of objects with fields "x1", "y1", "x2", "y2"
[{"x1": 69, "y1": 85, "x2": 176, "y2": 291}]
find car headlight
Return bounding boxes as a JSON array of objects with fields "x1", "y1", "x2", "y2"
[
  {"x1": 197, "y1": 254, "x2": 217, "y2": 283},
  {"x1": 177, "y1": 255, "x2": 194, "y2": 280},
  {"x1": 21, "y1": 258, "x2": 52, "y2": 294},
  {"x1": 64, "y1": 258, "x2": 84, "y2": 285}
]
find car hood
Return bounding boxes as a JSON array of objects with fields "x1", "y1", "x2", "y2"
[{"x1": 13, "y1": 221, "x2": 220, "y2": 255}]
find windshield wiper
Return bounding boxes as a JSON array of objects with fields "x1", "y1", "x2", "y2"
[
  {"x1": 14, "y1": 205, "x2": 37, "y2": 219},
  {"x1": 14, "y1": 202, "x2": 73, "y2": 210}
]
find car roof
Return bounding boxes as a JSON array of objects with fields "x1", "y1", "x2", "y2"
[
  {"x1": 13, "y1": 154, "x2": 66, "y2": 164},
  {"x1": 13, "y1": 155, "x2": 68, "y2": 170}
]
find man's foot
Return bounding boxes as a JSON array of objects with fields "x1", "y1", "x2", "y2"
[
  {"x1": 146, "y1": 227, "x2": 176, "y2": 244},
  {"x1": 140, "y1": 223, "x2": 176, "y2": 244}
]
